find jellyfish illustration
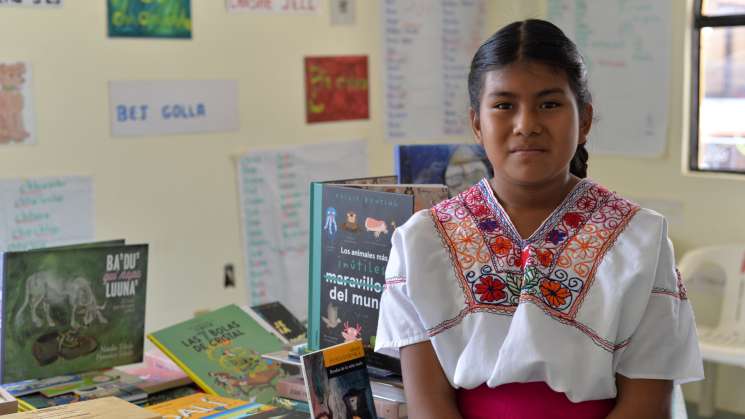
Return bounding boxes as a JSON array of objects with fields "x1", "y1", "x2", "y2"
[{"x1": 323, "y1": 207, "x2": 338, "y2": 237}]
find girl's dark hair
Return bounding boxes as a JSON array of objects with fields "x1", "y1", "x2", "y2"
[{"x1": 468, "y1": 19, "x2": 591, "y2": 178}]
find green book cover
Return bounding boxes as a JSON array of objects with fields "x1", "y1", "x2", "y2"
[
  {"x1": 148, "y1": 304, "x2": 285, "y2": 404},
  {"x1": 1, "y1": 244, "x2": 148, "y2": 384}
]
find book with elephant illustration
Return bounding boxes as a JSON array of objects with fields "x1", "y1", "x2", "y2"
[
  {"x1": 147, "y1": 304, "x2": 285, "y2": 404},
  {"x1": 308, "y1": 179, "x2": 445, "y2": 371},
  {"x1": 0, "y1": 243, "x2": 149, "y2": 384}
]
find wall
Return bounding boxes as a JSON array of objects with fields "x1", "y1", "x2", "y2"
[{"x1": 1, "y1": 0, "x2": 742, "y2": 414}]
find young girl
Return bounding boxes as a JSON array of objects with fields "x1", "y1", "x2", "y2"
[{"x1": 375, "y1": 19, "x2": 703, "y2": 419}]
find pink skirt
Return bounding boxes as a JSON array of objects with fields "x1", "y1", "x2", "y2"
[{"x1": 456, "y1": 382, "x2": 615, "y2": 419}]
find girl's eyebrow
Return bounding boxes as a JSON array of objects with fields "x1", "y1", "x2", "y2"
[{"x1": 486, "y1": 87, "x2": 566, "y2": 99}]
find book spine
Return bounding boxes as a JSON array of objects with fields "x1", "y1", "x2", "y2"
[
  {"x1": 308, "y1": 182, "x2": 323, "y2": 351},
  {"x1": 146, "y1": 334, "x2": 217, "y2": 397},
  {"x1": 276, "y1": 378, "x2": 308, "y2": 402},
  {"x1": 374, "y1": 398, "x2": 406, "y2": 419}
]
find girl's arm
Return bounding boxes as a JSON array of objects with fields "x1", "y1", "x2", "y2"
[
  {"x1": 605, "y1": 374, "x2": 672, "y2": 419},
  {"x1": 400, "y1": 340, "x2": 463, "y2": 419}
]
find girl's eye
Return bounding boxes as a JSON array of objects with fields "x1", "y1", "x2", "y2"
[
  {"x1": 541, "y1": 101, "x2": 561, "y2": 109},
  {"x1": 493, "y1": 102, "x2": 512, "y2": 110}
]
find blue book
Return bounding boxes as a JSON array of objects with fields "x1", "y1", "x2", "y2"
[{"x1": 394, "y1": 144, "x2": 492, "y2": 196}]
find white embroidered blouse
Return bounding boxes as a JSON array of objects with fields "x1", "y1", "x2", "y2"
[{"x1": 374, "y1": 178, "x2": 704, "y2": 402}]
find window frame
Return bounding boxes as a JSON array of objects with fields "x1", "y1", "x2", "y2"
[{"x1": 690, "y1": 0, "x2": 745, "y2": 174}]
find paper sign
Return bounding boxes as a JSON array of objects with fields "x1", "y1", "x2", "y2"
[
  {"x1": 0, "y1": 62, "x2": 35, "y2": 145},
  {"x1": 108, "y1": 0, "x2": 191, "y2": 38},
  {"x1": 305, "y1": 56, "x2": 369, "y2": 123},
  {"x1": 330, "y1": 0, "x2": 355, "y2": 25},
  {"x1": 0, "y1": 0, "x2": 61, "y2": 7},
  {"x1": 237, "y1": 140, "x2": 368, "y2": 318},
  {"x1": 227, "y1": 0, "x2": 320, "y2": 14},
  {"x1": 0, "y1": 176, "x2": 94, "y2": 252},
  {"x1": 109, "y1": 80, "x2": 239, "y2": 137}
]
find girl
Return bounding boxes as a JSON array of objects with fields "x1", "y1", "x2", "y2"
[{"x1": 375, "y1": 19, "x2": 703, "y2": 419}]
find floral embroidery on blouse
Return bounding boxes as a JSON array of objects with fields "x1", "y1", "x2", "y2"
[{"x1": 428, "y1": 178, "x2": 641, "y2": 352}]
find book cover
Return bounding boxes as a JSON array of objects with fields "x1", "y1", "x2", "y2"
[
  {"x1": 2, "y1": 375, "x2": 83, "y2": 397},
  {"x1": 5, "y1": 396, "x2": 160, "y2": 418},
  {"x1": 147, "y1": 392, "x2": 251, "y2": 418},
  {"x1": 275, "y1": 375, "x2": 307, "y2": 402},
  {"x1": 148, "y1": 304, "x2": 285, "y2": 404},
  {"x1": 271, "y1": 396, "x2": 310, "y2": 413},
  {"x1": 394, "y1": 144, "x2": 492, "y2": 196},
  {"x1": 203, "y1": 402, "x2": 285, "y2": 418},
  {"x1": 40, "y1": 369, "x2": 126, "y2": 397},
  {"x1": 1, "y1": 244, "x2": 149, "y2": 383},
  {"x1": 116, "y1": 347, "x2": 192, "y2": 394},
  {"x1": 308, "y1": 183, "x2": 414, "y2": 371},
  {"x1": 247, "y1": 301, "x2": 307, "y2": 345},
  {"x1": 19, "y1": 380, "x2": 147, "y2": 409},
  {"x1": 301, "y1": 340, "x2": 376, "y2": 419}
]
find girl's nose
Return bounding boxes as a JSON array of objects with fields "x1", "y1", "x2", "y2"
[{"x1": 513, "y1": 108, "x2": 543, "y2": 136}]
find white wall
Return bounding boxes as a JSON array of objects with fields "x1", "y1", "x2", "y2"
[{"x1": 2, "y1": 0, "x2": 743, "y2": 414}]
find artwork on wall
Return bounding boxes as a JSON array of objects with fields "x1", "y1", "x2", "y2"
[
  {"x1": 0, "y1": 62, "x2": 34, "y2": 145},
  {"x1": 108, "y1": 80, "x2": 239, "y2": 137},
  {"x1": 108, "y1": 0, "x2": 191, "y2": 39},
  {"x1": 330, "y1": 0, "x2": 354, "y2": 25},
  {"x1": 226, "y1": 0, "x2": 320, "y2": 14},
  {"x1": 304, "y1": 56, "x2": 369, "y2": 124},
  {"x1": 0, "y1": 0, "x2": 62, "y2": 7}
]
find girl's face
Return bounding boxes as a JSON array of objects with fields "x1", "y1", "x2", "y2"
[{"x1": 471, "y1": 60, "x2": 592, "y2": 187}]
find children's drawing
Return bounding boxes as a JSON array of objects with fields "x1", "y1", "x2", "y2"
[
  {"x1": 364, "y1": 217, "x2": 388, "y2": 238},
  {"x1": 0, "y1": 62, "x2": 32, "y2": 144}
]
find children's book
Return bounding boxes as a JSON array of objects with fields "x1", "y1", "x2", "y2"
[
  {"x1": 308, "y1": 180, "x2": 438, "y2": 372},
  {"x1": 40, "y1": 369, "x2": 129, "y2": 397},
  {"x1": 137, "y1": 383, "x2": 202, "y2": 407},
  {"x1": 394, "y1": 144, "x2": 493, "y2": 196},
  {"x1": 2, "y1": 375, "x2": 83, "y2": 397},
  {"x1": 0, "y1": 243, "x2": 149, "y2": 383},
  {"x1": 205, "y1": 404, "x2": 304, "y2": 418},
  {"x1": 0, "y1": 387, "x2": 17, "y2": 415},
  {"x1": 5, "y1": 396, "x2": 160, "y2": 418},
  {"x1": 19, "y1": 380, "x2": 147, "y2": 409},
  {"x1": 115, "y1": 347, "x2": 193, "y2": 394},
  {"x1": 147, "y1": 392, "x2": 251, "y2": 418},
  {"x1": 245, "y1": 301, "x2": 307, "y2": 345},
  {"x1": 148, "y1": 304, "x2": 285, "y2": 404},
  {"x1": 271, "y1": 396, "x2": 310, "y2": 413},
  {"x1": 301, "y1": 340, "x2": 377, "y2": 419}
]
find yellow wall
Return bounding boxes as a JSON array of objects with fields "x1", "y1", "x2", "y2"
[{"x1": 1, "y1": 0, "x2": 742, "y2": 413}]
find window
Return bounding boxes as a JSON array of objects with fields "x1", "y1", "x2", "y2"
[{"x1": 691, "y1": 0, "x2": 745, "y2": 173}]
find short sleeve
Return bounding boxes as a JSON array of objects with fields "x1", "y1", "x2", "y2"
[
  {"x1": 374, "y1": 226, "x2": 429, "y2": 358},
  {"x1": 614, "y1": 220, "x2": 704, "y2": 384}
]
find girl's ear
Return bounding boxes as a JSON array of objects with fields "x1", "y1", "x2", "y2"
[
  {"x1": 579, "y1": 103, "x2": 593, "y2": 145},
  {"x1": 470, "y1": 108, "x2": 483, "y2": 146}
]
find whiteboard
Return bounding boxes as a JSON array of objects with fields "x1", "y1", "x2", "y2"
[
  {"x1": 547, "y1": 0, "x2": 672, "y2": 157},
  {"x1": 236, "y1": 140, "x2": 368, "y2": 319}
]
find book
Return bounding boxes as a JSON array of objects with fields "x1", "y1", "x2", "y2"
[
  {"x1": 245, "y1": 301, "x2": 307, "y2": 345},
  {"x1": 137, "y1": 383, "x2": 203, "y2": 407},
  {"x1": 116, "y1": 347, "x2": 193, "y2": 394},
  {"x1": 4, "y1": 396, "x2": 159, "y2": 418},
  {"x1": 309, "y1": 181, "x2": 432, "y2": 372},
  {"x1": 301, "y1": 339, "x2": 377, "y2": 419},
  {"x1": 40, "y1": 369, "x2": 129, "y2": 397},
  {"x1": 2, "y1": 375, "x2": 83, "y2": 397},
  {"x1": 373, "y1": 397, "x2": 407, "y2": 419},
  {"x1": 148, "y1": 304, "x2": 285, "y2": 404},
  {"x1": 394, "y1": 143, "x2": 493, "y2": 196},
  {"x1": 147, "y1": 392, "x2": 251, "y2": 418},
  {"x1": 1, "y1": 243, "x2": 149, "y2": 383},
  {"x1": 0, "y1": 387, "x2": 18, "y2": 415},
  {"x1": 203, "y1": 403, "x2": 301, "y2": 418},
  {"x1": 275, "y1": 375, "x2": 307, "y2": 402},
  {"x1": 271, "y1": 396, "x2": 310, "y2": 413},
  {"x1": 18, "y1": 380, "x2": 147, "y2": 409}
]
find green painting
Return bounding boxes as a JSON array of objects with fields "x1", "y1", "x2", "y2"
[
  {"x1": 108, "y1": 0, "x2": 191, "y2": 39},
  {"x1": 1, "y1": 244, "x2": 149, "y2": 383}
]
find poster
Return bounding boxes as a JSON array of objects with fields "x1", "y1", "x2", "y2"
[
  {"x1": 108, "y1": 0, "x2": 191, "y2": 39},
  {"x1": 305, "y1": 56, "x2": 368, "y2": 124},
  {"x1": 108, "y1": 80, "x2": 239, "y2": 137},
  {"x1": 227, "y1": 0, "x2": 320, "y2": 14},
  {"x1": 0, "y1": 62, "x2": 34, "y2": 146},
  {"x1": 236, "y1": 140, "x2": 368, "y2": 319}
]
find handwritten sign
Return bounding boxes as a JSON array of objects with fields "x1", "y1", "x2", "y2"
[
  {"x1": 0, "y1": 0, "x2": 61, "y2": 7},
  {"x1": 108, "y1": 0, "x2": 191, "y2": 38},
  {"x1": 227, "y1": 0, "x2": 320, "y2": 14},
  {"x1": 109, "y1": 80, "x2": 239, "y2": 137},
  {"x1": 382, "y1": 0, "x2": 485, "y2": 141},
  {"x1": 0, "y1": 176, "x2": 93, "y2": 252},
  {"x1": 237, "y1": 140, "x2": 367, "y2": 318},
  {"x1": 305, "y1": 56, "x2": 369, "y2": 124},
  {"x1": 0, "y1": 62, "x2": 35, "y2": 146},
  {"x1": 548, "y1": 0, "x2": 672, "y2": 157}
]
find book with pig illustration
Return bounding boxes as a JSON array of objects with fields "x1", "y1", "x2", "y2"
[
  {"x1": 147, "y1": 304, "x2": 285, "y2": 404},
  {"x1": 0, "y1": 243, "x2": 148, "y2": 383},
  {"x1": 308, "y1": 181, "x2": 426, "y2": 371}
]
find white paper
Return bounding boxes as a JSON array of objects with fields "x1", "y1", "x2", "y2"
[
  {"x1": 0, "y1": 0, "x2": 62, "y2": 7},
  {"x1": 227, "y1": 0, "x2": 320, "y2": 14},
  {"x1": 382, "y1": 0, "x2": 485, "y2": 142},
  {"x1": 548, "y1": 0, "x2": 671, "y2": 157},
  {"x1": 0, "y1": 62, "x2": 35, "y2": 145},
  {"x1": 0, "y1": 176, "x2": 94, "y2": 252},
  {"x1": 237, "y1": 140, "x2": 368, "y2": 319},
  {"x1": 109, "y1": 80, "x2": 239, "y2": 137},
  {"x1": 330, "y1": 0, "x2": 355, "y2": 26}
]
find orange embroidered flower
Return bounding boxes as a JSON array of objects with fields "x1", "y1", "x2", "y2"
[
  {"x1": 540, "y1": 280, "x2": 571, "y2": 308},
  {"x1": 536, "y1": 249, "x2": 553, "y2": 267},
  {"x1": 474, "y1": 275, "x2": 506, "y2": 302},
  {"x1": 562, "y1": 212, "x2": 583, "y2": 228},
  {"x1": 490, "y1": 236, "x2": 513, "y2": 256}
]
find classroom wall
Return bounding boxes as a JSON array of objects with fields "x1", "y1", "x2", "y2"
[{"x1": 2, "y1": 0, "x2": 744, "y2": 414}]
